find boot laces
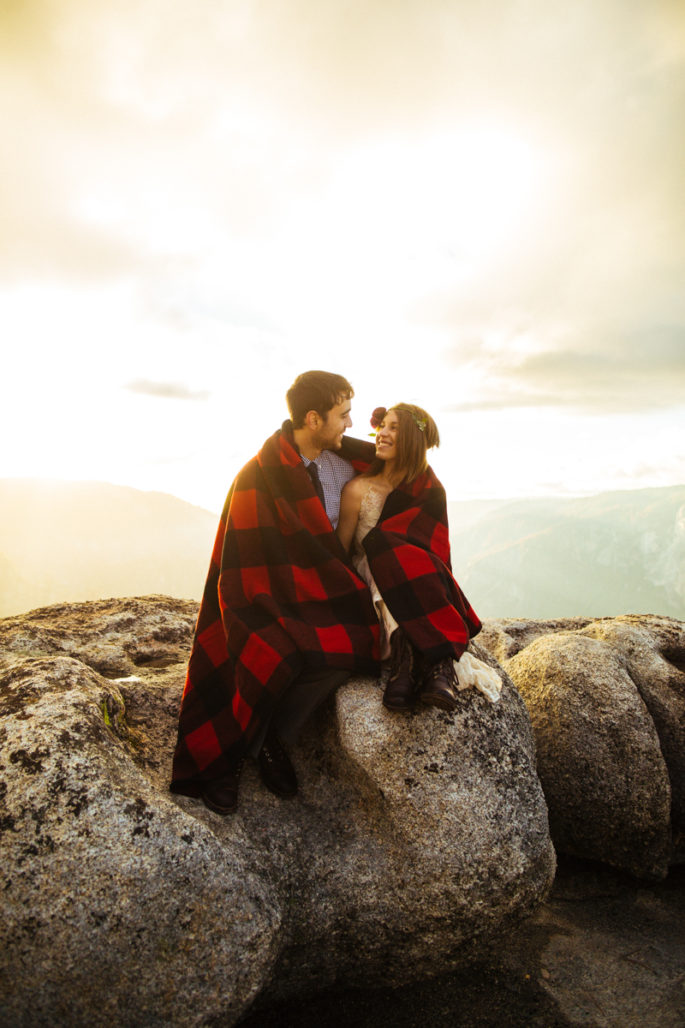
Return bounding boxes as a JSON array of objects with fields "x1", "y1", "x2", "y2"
[
  {"x1": 261, "y1": 736, "x2": 286, "y2": 765},
  {"x1": 425, "y1": 658, "x2": 456, "y2": 685}
]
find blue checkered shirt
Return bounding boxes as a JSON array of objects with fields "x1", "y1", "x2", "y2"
[{"x1": 301, "y1": 449, "x2": 356, "y2": 529}]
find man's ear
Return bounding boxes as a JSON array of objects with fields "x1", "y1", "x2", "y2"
[{"x1": 304, "y1": 409, "x2": 321, "y2": 430}]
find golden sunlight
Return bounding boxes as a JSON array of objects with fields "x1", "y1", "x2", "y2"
[{"x1": 329, "y1": 125, "x2": 544, "y2": 264}]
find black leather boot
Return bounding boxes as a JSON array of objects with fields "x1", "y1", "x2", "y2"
[
  {"x1": 383, "y1": 629, "x2": 417, "y2": 711},
  {"x1": 419, "y1": 657, "x2": 459, "y2": 711},
  {"x1": 258, "y1": 730, "x2": 298, "y2": 798},
  {"x1": 200, "y1": 756, "x2": 245, "y2": 815}
]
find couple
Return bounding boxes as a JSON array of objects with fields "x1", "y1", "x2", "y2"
[{"x1": 170, "y1": 370, "x2": 499, "y2": 815}]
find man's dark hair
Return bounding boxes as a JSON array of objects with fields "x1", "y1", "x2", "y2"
[{"x1": 286, "y1": 370, "x2": 354, "y2": 428}]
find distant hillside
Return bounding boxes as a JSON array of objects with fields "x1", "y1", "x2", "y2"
[
  {"x1": 448, "y1": 486, "x2": 685, "y2": 619},
  {"x1": 0, "y1": 480, "x2": 218, "y2": 618},
  {"x1": 1, "y1": 479, "x2": 683, "y2": 622}
]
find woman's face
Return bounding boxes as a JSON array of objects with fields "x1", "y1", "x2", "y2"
[{"x1": 375, "y1": 410, "x2": 400, "y2": 461}]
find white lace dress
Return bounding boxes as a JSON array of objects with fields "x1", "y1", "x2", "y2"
[{"x1": 351, "y1": 480, "x2": 501, "y2": 702}]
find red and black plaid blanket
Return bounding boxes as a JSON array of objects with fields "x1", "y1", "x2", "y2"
[
  {"x1": 362, "y1": 468, "x2": 482, "y2": 662},
  {"x1": 170, "y1": 424, "x2": 380, "y2": 795}
]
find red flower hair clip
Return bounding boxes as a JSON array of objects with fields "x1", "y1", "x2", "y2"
[{"x1": 370, "y1": 406, "x2": 387, "y2": 429}]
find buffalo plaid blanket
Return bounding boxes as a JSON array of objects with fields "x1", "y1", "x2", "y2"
[
  {"x1": 170, "y1": 424, "x2": 380, "y2": 795},
  {"x1": 362, "y1": 468, "x2": 482, "y2": 663}
]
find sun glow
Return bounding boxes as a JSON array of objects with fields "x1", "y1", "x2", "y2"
[
  {"x1": 319, "y1": 126, "x2": 541, "y2": 259},
  {"x1": 266, "y1": 124, "x2": 547, "y2": 341},
  {"x1": 0, "y1": 122, "x2": 551, "y2": 508}
]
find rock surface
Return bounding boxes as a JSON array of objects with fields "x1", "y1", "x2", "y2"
[
  {"x1": 0, "y1": 596, "x2": 554, "y2": 1028},
  {"x1": 241, "y1": 858, "x2": 685, "y2": 1028},
  {"x1": 480, "y1": 615, "x2": 685, "y2": 879}
]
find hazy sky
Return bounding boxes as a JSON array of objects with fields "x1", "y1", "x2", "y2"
[{"x1": 2, "y1": 0, "x2": 684, "y2": 512}]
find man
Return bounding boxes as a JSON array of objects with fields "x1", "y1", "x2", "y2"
[{"x1": 170, "y1": 370, "x2": 379, "y2": 814}]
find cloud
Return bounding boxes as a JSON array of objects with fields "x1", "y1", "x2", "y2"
[
  {"x1": 4, "y1": 2, "x2": 684, "y2": 271},
  {"x1": 2, "y1": 1, "x2": 684, "y2": 423},
  {"x1": 124, "y1": 379, "x2": 210, "y2": 401},
  {"x1": 444, "y1": 324, "x2": 685, "y2": 413}
]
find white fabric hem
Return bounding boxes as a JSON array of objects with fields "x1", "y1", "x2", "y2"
[{"x1": 454, "y1": 650, "x2": 502, "y2": 703}]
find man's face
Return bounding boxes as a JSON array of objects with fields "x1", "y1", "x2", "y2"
[{"x1": 314, "y1": 396, "x2": 353, "y2": 451}]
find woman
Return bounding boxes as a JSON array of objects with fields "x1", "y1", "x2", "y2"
[{"x1": 337, "y1": 404, "x2": 500, "y2": 711}]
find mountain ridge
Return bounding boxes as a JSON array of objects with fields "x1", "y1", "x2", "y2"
[
  {"x1": 1, "y1": 478, "x2": 683, "y2": 620},
  {"x1": 448, "y1": 484, "x2": 685, "y2": 619},
  {"x1": 0, "y1": 478, "x2": 217, "y2": 617}
]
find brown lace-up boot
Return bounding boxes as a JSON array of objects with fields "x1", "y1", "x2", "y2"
[
  {"x1": 200, "y1": 756, "x2": 245, "y2": 815},
  {"x1": 419, "y1": 656, "x2": 459, "y2": 711},
  {"x1": 383, "y1": 629, "x2": 417, "y2": 711}
]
